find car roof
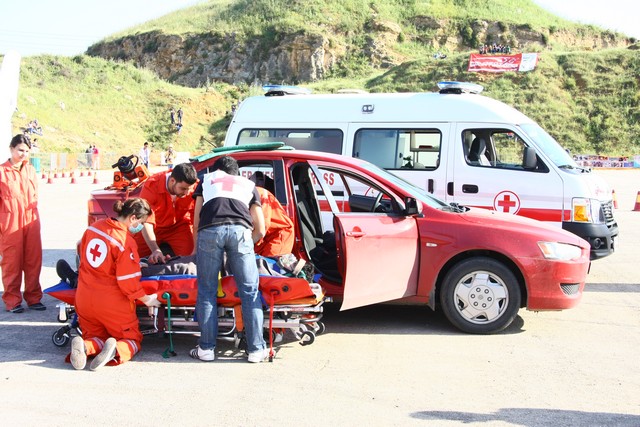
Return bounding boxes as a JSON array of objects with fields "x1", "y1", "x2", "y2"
[{"x1": 192, "y1": 145, "x2": 370, "y2": 170}]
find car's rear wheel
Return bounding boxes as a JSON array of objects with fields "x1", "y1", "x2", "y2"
[{"x1": 440, "y1": 257, "x2": 521, "y2": 334}]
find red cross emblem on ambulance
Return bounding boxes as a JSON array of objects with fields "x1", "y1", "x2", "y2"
[{"x1": 493, "y1": 191, "x2": 521, "y2": 215}]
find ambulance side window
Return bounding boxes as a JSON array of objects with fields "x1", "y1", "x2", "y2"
[
  {"x1": 353, "y1": 129, "x2": 441, "y2": 170},
  {"x1": 463, "y1": 129, "x2": 547, "y2": 172},
  {"x1": 237, "y1": 128, "x2": 343, "y2": 154}
]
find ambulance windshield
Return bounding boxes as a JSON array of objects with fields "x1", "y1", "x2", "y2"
[{"x1": 520, "y1": 123, "x2": 577, "y2": 168}]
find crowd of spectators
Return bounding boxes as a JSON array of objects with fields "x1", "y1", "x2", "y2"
[{"x1": 478, "y1": 44, "x2": 512, "y2": 54}]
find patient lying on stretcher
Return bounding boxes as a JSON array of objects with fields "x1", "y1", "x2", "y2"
[
  {"x1": 139, "y1": 254, "x2": 307, "y2": 278},
  {"x1": 56, "y1": 252, "x2": 308, "y2": 288},
  {"x1": 57, "y1": 179, "x2": 307, "y2": 287}
]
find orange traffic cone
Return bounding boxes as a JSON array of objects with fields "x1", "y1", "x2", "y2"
[
  {"x1": 92, "y1": 171, "x2": 99, "y2": 184},
  {"x1": 612, "y1": 189, "x2": 618, "y2": 209},
  {"x1": 47, "y1": 171, "x2": 53, "y2": 184},
  {"x1": 41, "y1": 171, "x2": 46, "y2": 179},
  {"x1": 61, "y1": 169, "x2": 66, "y2": 178},
  {"x1": 70, "y1": 171, "x2": 76, "y2": 184},
  {"x1": 53, "y1": 169, "x2": 58, "y2": 179},
  {"x1": 79, "y1": 169, "x2": 85, "y2": 177},
  {"x1": 633, "y1": 191, "x2": 640, "y2": 212}
]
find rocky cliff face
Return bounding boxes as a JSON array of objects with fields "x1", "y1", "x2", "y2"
[
  {"x1": 87, "y1": 30, "x2": 343, "y2": 87},
  {"x1": 86, "y1": 19, "x2": 632, "y2": 88}
]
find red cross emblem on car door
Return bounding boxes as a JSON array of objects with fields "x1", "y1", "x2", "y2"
[{"x1": 493, "y1": 191, "x2": 521, "y2": 214}]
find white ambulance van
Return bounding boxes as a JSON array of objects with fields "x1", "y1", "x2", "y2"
[{"x1": 224, "y1": 82, "x2": 618, "y2": 260}]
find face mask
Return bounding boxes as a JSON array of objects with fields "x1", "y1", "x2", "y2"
[{"x1": 128, "y1": 223, "x2": 144, "y2": 234}]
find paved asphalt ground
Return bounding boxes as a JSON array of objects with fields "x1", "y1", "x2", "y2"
[{"x1": 0, "y1": 168, "x2": 639, "y2": 426}]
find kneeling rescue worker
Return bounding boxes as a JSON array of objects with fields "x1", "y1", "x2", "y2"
[{"x1": 68, "y1": 198, "x2": 161, "y2": 371}]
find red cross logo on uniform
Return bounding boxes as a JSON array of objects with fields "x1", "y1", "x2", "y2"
[
  {"x1": 493, "y1": 191, "x2": 521, "y2": 214},
  {"x1": 86, "y1": 238, "x2": 107, "y2": 268},
  {"x1": 211, "y1": 174, "x2": 237, "y2": 191},
  {"x1": 89, "y1": 243, "x2": 102, "y2": 261}
]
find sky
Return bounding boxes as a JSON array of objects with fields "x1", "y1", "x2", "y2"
[
  {"x1": 0, "y1": 0, "x2": 639, "y2": 57},
  {"x1": 532, "y1": 0, "x2": 640, "y2": 39},
  {"x1": 0, "y1": 0, "x2": 204, "y2": 57}
]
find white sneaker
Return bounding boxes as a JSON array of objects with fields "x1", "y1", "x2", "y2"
[
  {"x1": 70, "y1": 336, "x2": 86, "y2": 370},
  {"x1": 189, "y1": 346, "x2": 215, "y2": 362},
  {"x1": 89, "y1": 337, "x2": 117, "y2": 371},
  {"x1": 274, "y1": 331, "x2": 284, "y2": 343},
  {"x1": 247, "y1": 348, "x2": 270, "y2": 363}
]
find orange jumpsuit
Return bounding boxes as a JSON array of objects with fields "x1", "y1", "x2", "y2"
[
  {"x1": 255, "y1": 187, "x2": 295, "y2": 257},
  {"x1": 74, "y1": 219, "x2": 146, "y2": 365},
  {"x1": 134, "y1": 171, "x2": 195, "y2": 257},
  {"x1": 0, "y1": 159, "x2": 42, "y2": 310}
]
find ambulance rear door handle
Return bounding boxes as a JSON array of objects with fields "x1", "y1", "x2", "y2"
[
  {"x1": 462, "y1": 184, "x2": 478, "y2": 194},
  {"x1": 428, "y1": 179, "x2": 434, "y2": 193}
]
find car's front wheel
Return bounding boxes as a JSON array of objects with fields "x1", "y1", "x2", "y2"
[{"x1": 440, "y1": 257, "x2": 521, "y2": 334}]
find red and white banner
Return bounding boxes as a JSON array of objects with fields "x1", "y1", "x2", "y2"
[{"x1": 468, "y1": 53, "x2": 539, "y2": 73}]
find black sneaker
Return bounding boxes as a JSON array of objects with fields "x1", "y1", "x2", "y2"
[
  {"x1": 28, "y1": 302, "x2": 46, "y2": 311},
  {"x1": 8, "y1": 304, "x2": 24, "y2": 313},
  {"x1": 56, "y1": 259, "x2": 79, "y2": 288}
]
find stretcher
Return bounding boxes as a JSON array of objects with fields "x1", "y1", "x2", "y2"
[{"x1": 45, "y1": 273, "x2": 328, "y2": 359}]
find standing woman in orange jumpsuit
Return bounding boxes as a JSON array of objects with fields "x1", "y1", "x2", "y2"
[
  {"x1": 0, "y1": 134, "x2": 45, "y2": 313},
  {"x1": 69, "y1": 198, "x2": 161, "y2": 371}
]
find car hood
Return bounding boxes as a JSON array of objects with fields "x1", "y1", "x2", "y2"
[{"x1": 458, "y1": 207, "x2": 588, "y2": 247}]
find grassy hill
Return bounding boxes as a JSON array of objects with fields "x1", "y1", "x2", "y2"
[
  {"x1": 10, "y1": 0, "x2": 640, "y2": 159},
  {"x1": 112, "y1": 0, "x2": 589, "y2": 46},
  {"x1": 13, "y1": 55, "x2": 242, "y2": 157}
]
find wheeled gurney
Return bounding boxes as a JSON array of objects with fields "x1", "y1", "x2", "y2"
[{"x1": 46, "y1": 273, "x2": 328, "y2": 357}]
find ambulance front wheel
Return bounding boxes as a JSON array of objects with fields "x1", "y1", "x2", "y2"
[
  {"x1": 440, "y1": 257, "x2": 521, "y2": 334},
  {"x1": 52, "y1": 326, "x2": 71, "y2": 347}
]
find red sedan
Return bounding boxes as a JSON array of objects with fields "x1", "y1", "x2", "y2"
[{"x1": 88, "y1": 143, "x2": 590, "y2": 334}]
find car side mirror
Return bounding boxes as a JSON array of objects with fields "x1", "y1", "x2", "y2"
[
  {"x1": 523, "y1": 146, "x2": 537, "y2": 170},
  {"x1": 404, "y1": 197, "x2": 419, "y2": 215}
]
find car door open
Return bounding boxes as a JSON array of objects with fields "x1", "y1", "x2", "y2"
[{"x1": 309, "y1": 163, "x2": 420, "y2": 310}]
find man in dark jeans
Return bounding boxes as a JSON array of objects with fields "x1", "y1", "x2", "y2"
[{"x1": 190, "y1": 156, "x2": 267, "y2": 363}]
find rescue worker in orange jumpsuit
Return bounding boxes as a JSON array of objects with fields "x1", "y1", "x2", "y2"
[
  {"x1": 69, "y1": 198, "x2": 161, "y2": 371},
  {"x1": 135, "y1": 162, "x2": 198, "y2": 263},
  {"x1": 254, "y1": 186, "x2": 295, "y2": 257},
  {"x1": 250, "y1": 172, "x2": 295, "y2": 258},
  {"x1": 0, "y1": 134, "x2": 45, "y2": 313}
]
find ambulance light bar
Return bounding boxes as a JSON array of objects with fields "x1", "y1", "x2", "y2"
[
  {"x1": 263, "y1": 85, "x2": 312, "y2": 96},
  {"x1": 437, "y1": 81, "x2": 483, "y2": 94}
]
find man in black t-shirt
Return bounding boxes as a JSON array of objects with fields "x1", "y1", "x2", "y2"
[{"x1": 190, "y1": 156, "x2": 267, "y2": 363}]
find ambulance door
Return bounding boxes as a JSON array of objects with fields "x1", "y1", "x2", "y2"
[
  {"x1": 347, "y1": 123, "x2": 451, "y2": 200},
  {"x1": 309, "y1": 163, "x2": 419, "y2": 310},
  {"x1": 450, "y1": 124, "x2": 564, "y2": 225}
]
